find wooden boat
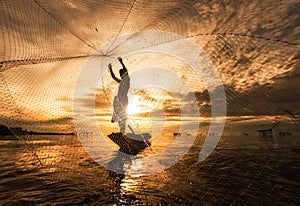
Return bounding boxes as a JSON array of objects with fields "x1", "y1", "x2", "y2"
[{"x1": 107, "y1": 132, "x2": 151, "y2": 155}]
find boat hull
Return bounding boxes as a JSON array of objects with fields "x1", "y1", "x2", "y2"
[{"x1": 108, "y1": 132, "x2": 151, "y2": 155}]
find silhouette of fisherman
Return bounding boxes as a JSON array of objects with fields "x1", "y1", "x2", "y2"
[{"x1": 108, "y1": 57, "x2": 130, "y2": 134}]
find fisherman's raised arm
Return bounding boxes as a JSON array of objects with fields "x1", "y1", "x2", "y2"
[
  {"x1": 118, "y1": 57, "x2": 127, "y2": 70},
  {"x1": 108, "y1": 63, "x2": 121, "y2": 83}
]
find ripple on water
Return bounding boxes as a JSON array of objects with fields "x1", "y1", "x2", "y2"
[{"x1": 0, "y1": 135, "x2": 299, "y2": 205}]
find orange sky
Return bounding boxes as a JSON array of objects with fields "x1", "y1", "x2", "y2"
[{"x1": 0, "y1": 0, "x2": 299, "y2": 132}]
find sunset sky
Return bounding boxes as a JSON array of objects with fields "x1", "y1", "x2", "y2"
[{"x1": 0, "y1": 0, "x2": 299, "y2": 132}]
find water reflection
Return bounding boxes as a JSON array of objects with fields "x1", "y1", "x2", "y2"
[
  {"x1": 107, "y1": 147, "x2": 145, "y2": 204},
  {"x1": 1, "y1": 118, "x2": 299, "y2": 205}
]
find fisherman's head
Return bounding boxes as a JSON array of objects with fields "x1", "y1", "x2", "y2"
[{"x1": 119, "y1": 68, "x2": 127, "y2": 78}]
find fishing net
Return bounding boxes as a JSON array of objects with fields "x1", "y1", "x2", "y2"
[{"x1": 0, "y1": 0, "x2": 299, "y2": 204}]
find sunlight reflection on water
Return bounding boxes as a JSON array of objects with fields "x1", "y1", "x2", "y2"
[{"x1": 0, "y1": 118, "x2": 299, "y2": 204}]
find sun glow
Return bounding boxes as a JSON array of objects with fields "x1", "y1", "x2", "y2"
[{"x1": 126, "y1": 94, "x2": 145, "y2": 116}]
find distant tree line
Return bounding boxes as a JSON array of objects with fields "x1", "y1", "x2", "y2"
[{"x1": 0, "y1": 124, "x2": 74, "y2": 136}]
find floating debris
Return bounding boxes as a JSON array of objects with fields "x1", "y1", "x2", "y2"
[
  {"x1": 278, "y1": 131, "x2": 292, "y2": 138},
  {"x1": 173, "y1": 132, "x2": 191, "y2": 136}
]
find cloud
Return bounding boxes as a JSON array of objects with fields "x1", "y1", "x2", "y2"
[
  {"x1": 179, "y1": 67, "x2": 300, "y2": 117},
  {"x1": 221, "y1": 68, "x2": 300, "y2": 116}
]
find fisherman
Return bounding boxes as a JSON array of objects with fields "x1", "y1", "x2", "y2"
[{"x1": 108, "y1": 57, "x2": 130, "y2": 134}]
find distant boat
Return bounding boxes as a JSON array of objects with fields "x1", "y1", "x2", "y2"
[
  {"x1": 0, "y1": 125, "x2": 14, "y2": 136},
  {"x1": 108, "y1": 132, "x2": 151, "y2": 155},
  {"x1": 257, "y1": 121, "x2": 280, "y2": 138}
]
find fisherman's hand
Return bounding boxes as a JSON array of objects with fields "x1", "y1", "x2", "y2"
[
  {"x1": 108, "y1": 63, "x2": 112, "y2": 69},
  {"x1": 118, "y1": 57, "x2": 122, "y2": 62}
]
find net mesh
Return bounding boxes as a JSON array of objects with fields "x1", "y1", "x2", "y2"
[
  {"x1": 1, "y1": 1, "x2": 298, "y2": 125},
  {"x1": 0, "y1": 0, "x2": 299, "y2": 204}
]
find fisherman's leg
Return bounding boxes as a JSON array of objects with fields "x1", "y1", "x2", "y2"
[
  {"x1": 119, "y1": 120, "x2": 126, "y2": 134},
  {"x1": 111, "y1": 113, "x2": 115, "y2": 123},
  {"x1": 120, "y1": 111, "x2": 127, "y2": 134},
  {"x1": 112, "y1": 97, "x2": 118, "y2": 123}
]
